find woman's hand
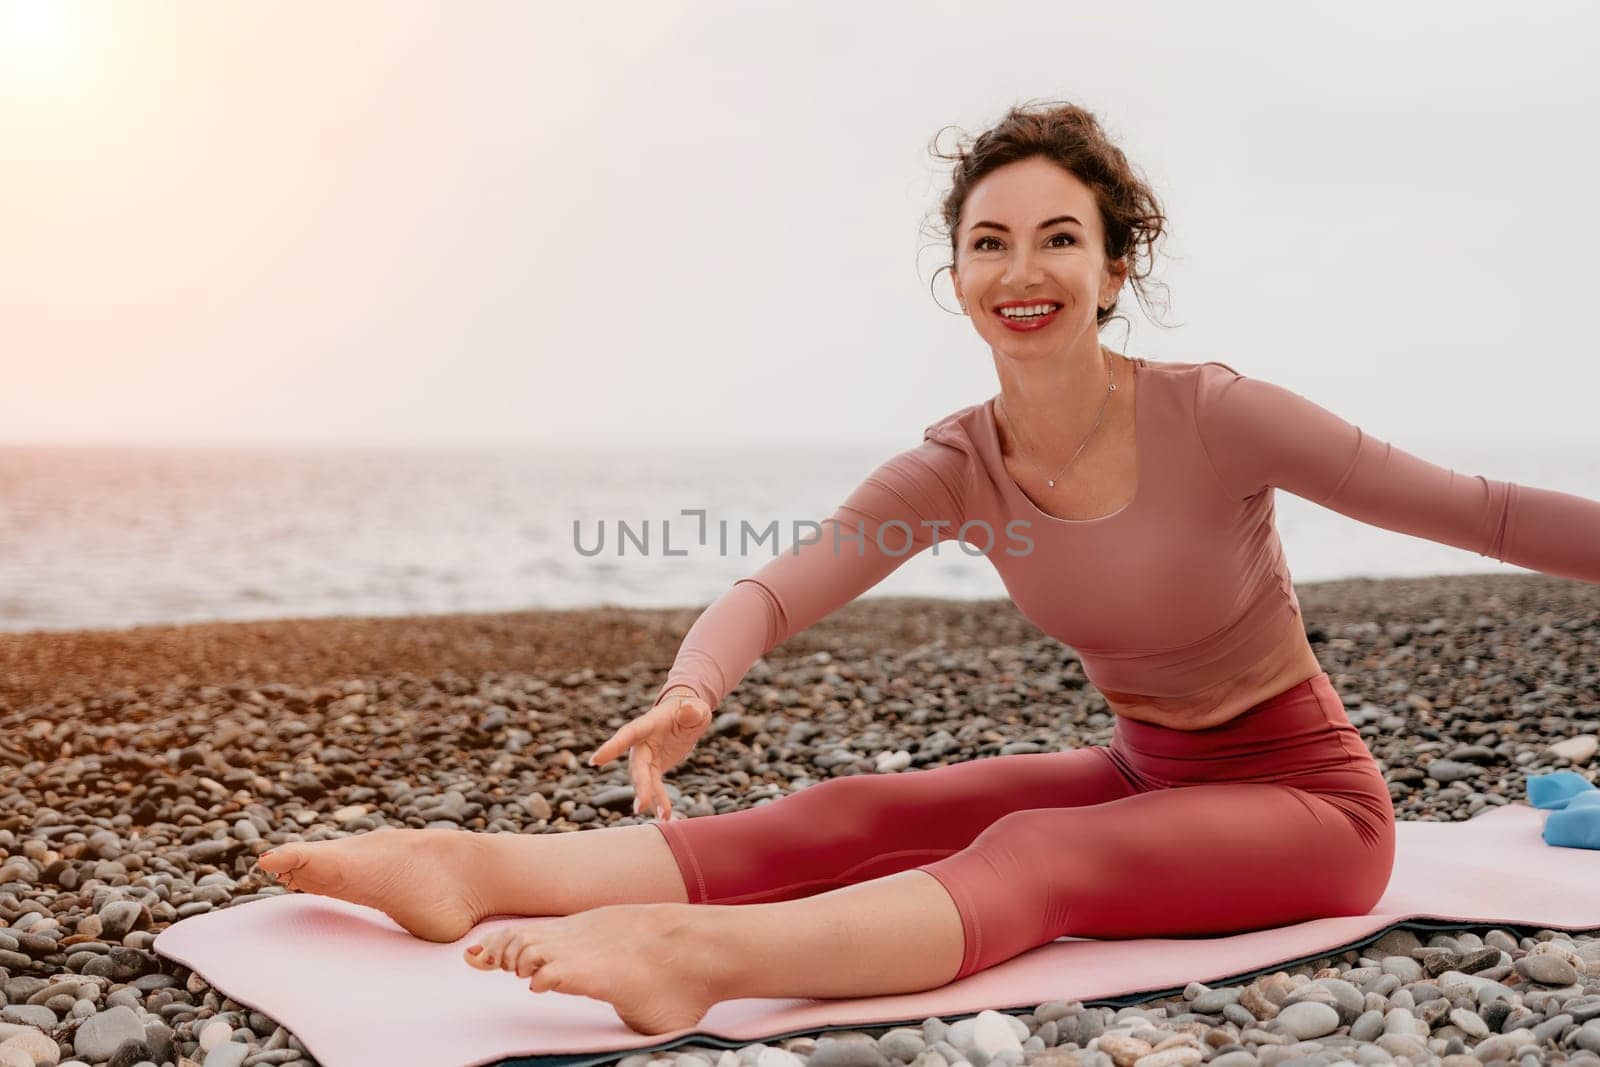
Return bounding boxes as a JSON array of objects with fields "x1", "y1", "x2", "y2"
[{"x1": 587, "y1": 692, "x2": 712, "y2": 821}]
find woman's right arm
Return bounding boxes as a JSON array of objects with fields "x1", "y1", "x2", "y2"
[{"x1": 649, "y1": 436, "x2": 974, "y2": 711}]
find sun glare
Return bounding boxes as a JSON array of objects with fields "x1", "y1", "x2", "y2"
[{"x1": 1, "y1": 0, "x2": 70, "y2": 70}]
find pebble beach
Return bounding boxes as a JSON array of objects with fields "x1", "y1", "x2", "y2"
[{"x1": 2, "y1": 571, "x2": 1599, "y2": 1067}]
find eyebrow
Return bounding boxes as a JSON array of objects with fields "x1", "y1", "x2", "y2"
[{"x1": 968, "y1": 215, "x2": 1082, "y2": 234}]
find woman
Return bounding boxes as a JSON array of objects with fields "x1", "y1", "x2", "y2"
[{"x1": 258, "y1": 101, "x2": 1600, "y2": 1035}]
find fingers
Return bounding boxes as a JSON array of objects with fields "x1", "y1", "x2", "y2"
[
  {"x1": 588, "y1": 703, "x2": 692, "y2": 820},
  {"x1": 630, "y1": 745, "x2": 660, "y2": 817},
  {"x1": 588, "y1": 720, "x2": 641, "y2": 768},
  {"x1": 628, "y1": 745, "x2": 648, "y2": 812},
  {"x1": 674, "y1": 698, "x2": 711, "y2": 730},
  {"x1": 647, "y1": 773, "x2": 668, "y2": 820}
]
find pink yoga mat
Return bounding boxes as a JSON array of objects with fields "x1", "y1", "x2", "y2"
[{"x1": 154, "y1": 803, "x2": 1600, "y2": 1067}]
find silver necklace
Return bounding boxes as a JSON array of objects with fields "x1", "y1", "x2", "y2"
[{"x1": 996, "y1": 347, "x2": 1118, "y2": 488}]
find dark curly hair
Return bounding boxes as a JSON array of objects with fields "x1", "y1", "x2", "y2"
[{"x1": 924, "y1": 98, "x2": 1172, "y2": 332}]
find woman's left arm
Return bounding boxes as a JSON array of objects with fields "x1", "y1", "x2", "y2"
[{"x1": 1192, "y1": 360, "x2": 1600, "y2": 584}]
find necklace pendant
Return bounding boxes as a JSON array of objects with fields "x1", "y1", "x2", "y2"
[{"x1": 1047, "y1": 479, "x2": 1055, "y2": 487}]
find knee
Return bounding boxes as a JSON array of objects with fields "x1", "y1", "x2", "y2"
[
  {"x1": 980, "y1": 806, "x2": 1084, "y2": 844},
  {"x1": 765, "y1": 774, "x2": 878, "y2": 822},
  {"x1": 779, "y1": 771, "x2": 937, "y2": 837},
  {"x1": 923, "y1": 811, "x2": 1096, "y2": 971},
  {"x1": 965, "y1": 808, "x2": 1102, "y2": 885}
]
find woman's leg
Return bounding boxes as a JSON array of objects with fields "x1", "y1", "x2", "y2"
[
  {"x1": 700, "y1": 771, "x2": 1390, "y2": 999},
  {"x1": 258, "y1": 745, "x2": 1137, "y2": 938},
  {"x1": 912, "y1": 774, "x2": 1393, "y2": 983},
  {"x1": 654, "y1": 744, "x2": 1141, "y2": 906},
  {"x1": 912, "y1": 671, "x2": 1395, "y2": 982},
  {"x1": 460, "y1": 747, "x2": 1145, "y2": 1009},
  {"x1": 257, "y1": 822, "x2": 693, "y2": 942}
]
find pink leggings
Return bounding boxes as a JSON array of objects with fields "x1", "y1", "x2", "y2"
[{"x1": 653, "y1": 670, "x2": 1396, "y2": 982}]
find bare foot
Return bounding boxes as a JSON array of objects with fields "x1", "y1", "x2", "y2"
[
  {"x1": 257, "y1": 827, "x2": 493, "y2": 943},
  {"x1": 462, "y1": 903, "x2": 723, "y2": 1035}
]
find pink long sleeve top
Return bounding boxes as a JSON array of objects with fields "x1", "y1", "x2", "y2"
[{"x1": 651, "y1": 358, "x2": 1600, "y2": 715}]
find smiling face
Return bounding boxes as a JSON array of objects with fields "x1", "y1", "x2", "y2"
[{"x1": 950, "y1": 156, "x2": 1129, "y2": 357}]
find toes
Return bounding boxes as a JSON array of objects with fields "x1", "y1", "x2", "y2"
[
  {"x1": 514, "y1": 944, "x2": 545, "y2": 978},
  {"x1": 257, "y1": 846, "x2": 305, "y2": 875},
  {"x1": 463, "y1": 933, "x2": 544, "y2": 976},
  {"x1": 500, "y1": 937, "x2": 533, "y2": 973},
  {"x1": 529, "y1": 963, "x2": 564, "y2": 993},
  {"x1": 466, "y1": 934, "x2": 511, "y2": 969},
  {"x1": 263, "y1": 845, "x2": 344, "y2": 894}
]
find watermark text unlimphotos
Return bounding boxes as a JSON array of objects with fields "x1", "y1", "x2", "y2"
[{"x1": 573, "y1": 509, "x2": 1035, "y2": 559}]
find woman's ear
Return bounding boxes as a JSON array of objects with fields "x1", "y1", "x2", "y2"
[{"x1": 1107, "y1": 256, "x2": 1130, "y2": 293}]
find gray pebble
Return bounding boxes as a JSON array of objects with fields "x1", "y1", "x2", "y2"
[
  {"x1": 808, "y1": 1038, "x2": 890, "y2": 1067},
  {"x1": 1447, "y1": 1008, "x2": 1489, "y2": 1038},
  {"x1": 878, "y1": 1029, "x2": 926, "y2": 1062},
  {"x1": 1514, "y1": 953, "x2": 1579, "y2": 985},
  {"x1": 1425, "y1": 759, "x2": 1479, "y2": 782},
  {"x1": 74, "y1": 1005, "x2": 146, "y2": 1063},
  {"x1": 1206, "y1": 1054, "x2": 1259, "y2": 1067},
  {"x1": 1275, "y1": 1002, "x2": 1340, "y2": 1040},
  {"x1": 1347, "y1": 1009, "x2": 1384, "y2": 1042}
]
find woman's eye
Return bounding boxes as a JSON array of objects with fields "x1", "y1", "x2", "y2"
[{"x1": 972, "y1": 234, "x2": 1074, "y2": 250}]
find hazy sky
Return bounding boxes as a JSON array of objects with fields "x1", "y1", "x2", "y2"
[{"x1": 4, "y1": 0, "x2": 1598, "y2": 448}]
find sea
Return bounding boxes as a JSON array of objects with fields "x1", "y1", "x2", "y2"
[{"x1": 1, "y1": 437, "x2": 1596, "y2": 634}]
